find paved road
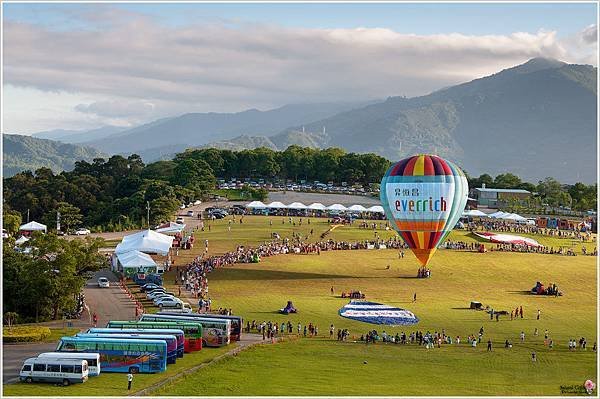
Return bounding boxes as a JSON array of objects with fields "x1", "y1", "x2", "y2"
[{"x1": 3, "y1": 269, "x2": 138, "y2": 384}]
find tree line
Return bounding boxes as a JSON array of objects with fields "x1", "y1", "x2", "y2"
[{"x1": 3, "y1": 146, "x2": 596, "y2": 234}]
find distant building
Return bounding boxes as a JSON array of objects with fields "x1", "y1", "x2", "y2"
[{"x1": 470, "y1": 184, "x2": 531, "y2": 208}]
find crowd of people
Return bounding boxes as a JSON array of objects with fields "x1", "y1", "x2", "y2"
[{"x1": 465, "y1": 220, "x2": 595, "y2": 241}]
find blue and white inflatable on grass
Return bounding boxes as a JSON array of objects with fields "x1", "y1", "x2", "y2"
[{"x1": 338, "y1": 300, "x2": 419, "y2": 325}]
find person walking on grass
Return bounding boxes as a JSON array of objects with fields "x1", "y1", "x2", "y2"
[
  {"x1": 487, "y1": 339, "x2": 492, "y2": 351},
  {"x1": 413, "y1": 292, "x2": 417, "y2": 302},
  {"x1": 127, "y1": 372, "x2": 133, "y2": 391},
  {"x1": 330, "y1": 324, "x2": 335, "y2": 339},
  {"x1": 519, "y1": 306, "x2": 523, "y2": 319},
  {"x1": 537, "y1": 309, "x2": 541, "y2": 320},
  {"x1": 520, "y1": 331, "x2": 525, "y2": 342}
]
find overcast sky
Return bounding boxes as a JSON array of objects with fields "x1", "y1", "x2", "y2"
[{"x1": 3, "y1": 3, "x2": 598, "y2": 134}]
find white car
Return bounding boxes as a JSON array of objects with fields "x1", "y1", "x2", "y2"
[
  {"x1": 2, "y1": 229, "x2": 8, "y2": 239},
  {"x1": 97, "y1": 277, "x2": 110, "y2": 288},
  {"x1": 157, "y1": 298, "x2": 184, "y2": 309},
  {"x1": 74, "y1": 228, "x2": 91, "y2": 236},
  {"x1": 153, "y1": 295, "x2": 176, "y2": 304}
]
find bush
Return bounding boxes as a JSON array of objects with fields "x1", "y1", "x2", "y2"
[{"x1": 3, "y1": 326, "x2": 51, "y2": 343}]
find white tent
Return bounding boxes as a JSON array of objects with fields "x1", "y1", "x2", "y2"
[
  {"x1": 193, "y1": 200, "x2": 202, "y2": 205},
  {"x1": 266, "y1": 201, "x2": 287, "y2": 209},
  {"x1": 115, "y1": 229, "x2": 173, "y2": 255},
  {"x1": 116, "y1": 250, "x2": 158, "y2": 276},
  {"x1": 155, "y1": 222, "x2": 186, "y2": 234},
  {"x1": 487, "y1": 211, "x2": 509, "y2": 219},
  {"x1": 15, "y1": 236, "x2": 30, "y2": 245},
  {"x1": 246, "y1": 201, "x2": 267, "y2": 209},
  {"x1": 307, "y1": 203, "x2": 326, "y2": 210},
  {"x1": 116, "y1": 250, "x2": 157, "y2": 268},
  {"x1": 462, "y1": 209, "x2": 488, "y2": 217},
  {"x1": 19, "y1": 221, "x2": 47, "y2": 232},
  {"x1": 367, "y1": 205, "x2": 385, "y2": 214},
  {"x1": 288, "y1": 202, "x2": 307, "y2": 210},
  {"x1": 327, "y1": 204, "x2": 347, "y2": 211},
  {"x1": 504, "y1": 213, "x2": 527, "y2": 222},
  {"x1": 348, "y1": 204, "x2": 367, "y2": 212}
]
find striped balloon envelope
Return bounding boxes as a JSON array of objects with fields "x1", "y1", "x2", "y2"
[{"x1": 380, "y1": 154, "x2": 468, "y2": 266}]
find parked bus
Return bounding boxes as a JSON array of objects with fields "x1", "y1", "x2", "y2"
[
  {"x1": 139, "y1": 314, "x2": 231, "y2": 347},
  {"x1": 37, "y1": 352, "x2": 100, "y2": 376},
  {"x1": 76, "y1": 333, "x2": 178, "y2": 365},
  {"x1": 20, "y1": 357, "x2": 88, "y2": 385},
  {"x1": 57, "y1": 336, "x2": 167, "y2": 374},
  {"x1": 159, "y1": 312, "x2": 243, "y2": 341},
  {"x1": 88, "y1": 328, "x2": 184, "y2": 358},
  {"x1": 106, "y1": 321, "x2": 203, "y2": 352}
]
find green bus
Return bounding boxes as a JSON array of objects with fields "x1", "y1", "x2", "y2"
[{"x1": 106, "y1": 321, "x2": 203, "y2": 352}]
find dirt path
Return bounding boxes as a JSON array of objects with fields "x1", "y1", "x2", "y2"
[{"x1": 131, "y1": 333, "x2": 280, "y2": 396}]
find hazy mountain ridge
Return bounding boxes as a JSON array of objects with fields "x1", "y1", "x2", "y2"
[
  {"x1": 3, "y1": 134, "x2": 106, "y2": 177},
  {"x1": 85, "y1": 101, "x2": 376, "y2": 155}
]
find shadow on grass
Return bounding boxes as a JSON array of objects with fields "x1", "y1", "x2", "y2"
[
  {"x1": 450, "y1": 307, "x2": 474, "y2": 310},
  {"x1": 215, "y1": 268, "x2": 355, "y2": 280},
  {"x1": 507, "y1": 290, "x2": 532, "y2": 295}
]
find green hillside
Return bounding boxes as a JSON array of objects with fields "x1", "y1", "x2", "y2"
[{"x1": 3, "y1": 134, "x2": 106, "y2": 176}]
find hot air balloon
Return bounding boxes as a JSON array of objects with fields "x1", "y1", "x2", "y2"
[{"x1": 380, "y1": 154, "x2": 468, "y2": 267}]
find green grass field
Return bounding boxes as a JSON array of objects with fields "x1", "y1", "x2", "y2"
[{"x1": 5, "y1": 215, "x2": 597, "y2": 396}]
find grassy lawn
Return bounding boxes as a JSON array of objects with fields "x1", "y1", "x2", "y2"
[
  {"x1": 154, "y1": 337, "x2": 596, "y2": 396},
  {"x1": 156, "y1": 215, "x2": 596, "y2": 396},
  {"x1": 3, "y1": 344, "x2": 235, "y2": 396},
  {"x1": 44, "y1": 328, "x2": 81, "y2": 343}
]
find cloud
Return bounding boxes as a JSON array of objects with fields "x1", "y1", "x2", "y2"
[
  {"x1": 75, "y1": 100, "x2": 155, "y2": 118},
  {"x1": 580, "y1": 24, "x2": 597, "y2": 44},
  {"x1": 3, "y1": 8, "x2": 598, "y2": 132}
]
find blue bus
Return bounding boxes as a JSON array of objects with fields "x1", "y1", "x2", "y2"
[
  {"x1": 88, "y1": 328, "x2": 185, "y2": 358},
  {"x1": 76, "y1": 333, "x2": 178, "y2": 365},
  {"x1": 57, "y1": 337, "x2": 167, "y2": 374}
]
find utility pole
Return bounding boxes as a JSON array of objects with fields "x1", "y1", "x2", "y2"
[
  {"x1": 146, "y1": 201, "x2": 150, "y2": 229},
  {"x1": 56, "y1": 211, "x2": 61, "y2": 233},
  {"x1": 27, "y1": 209, "x2": 30, "y2": 223}
]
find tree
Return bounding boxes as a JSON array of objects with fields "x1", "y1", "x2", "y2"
[
  {"x1": 3, "y1": 208, "x2": 22, "y2": 234},
  {"x1": 537, "y1": 177, "x2": 565, "y2": 207},
  {"x1": 493, "y1": 173, "x2": 522, "y2": 189},
  {"x1": 56, "y1": 202, "x2": 83, "y2": 232}
]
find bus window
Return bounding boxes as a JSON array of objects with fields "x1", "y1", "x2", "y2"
[
  {"x1": 33, "y1": 364, "x2": 46, "y2": 372},
  {"x1": 21, "y1": 365, "x2": 31, "y2": 372},
  {"x1": 47, "y1": 364, "x2": 61, "y2": 372},
  {"x1": 61, "y1": 365, "x2": 74, "y2": 373},
  {"x1": 74, "y1": 365, "x2": 82, "y2": 373}
]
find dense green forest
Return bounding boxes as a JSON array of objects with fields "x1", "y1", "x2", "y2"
[
  {"x1": 3, "y1": 146, "x2": 596, "y2": 234},
  {"x1": 3, "y1": 234, "x2": 106, "y2": 322}
]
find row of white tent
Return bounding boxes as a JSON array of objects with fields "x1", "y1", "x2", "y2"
[
  {"x1": 246, "y1": 201, "x2": 385, "y2": 213},
  {"x1": 462, "y1": 209, "x2": 527, "y2": 221}
]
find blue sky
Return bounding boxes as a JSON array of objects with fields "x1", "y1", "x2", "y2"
[
  {"x1": 3, "y1": 2, "x2": 598, "y2": 133},
  {"x1": 5, "y1": 2, "x2": 597, "y2": 36}
]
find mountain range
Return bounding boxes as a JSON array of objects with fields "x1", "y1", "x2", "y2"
[{"x1": 6, "y1": 58, "x2": 597, "y2": 183}]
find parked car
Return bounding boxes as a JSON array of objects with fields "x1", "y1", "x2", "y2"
[
  {"x1": 140, "y1": 283, "x2": 162, "y2": 292},
  {"x1": 186, "y1": 210, "x2": 194, "y2": 217},
  {"x1": 2, "y1": 229, "x2": 8, "y2": 239},
  {"x1": 152, "y1": 294, "x2": 176, "y2": 304},
  {"x1": 74, "y1": 228, "x2": 91, "y2": 236},
  {"x1": 157, "y1": 298, "x2": 184, "y2": 309},
  {"x1": 175, "y1": 217, "x2": 185, "y2": 224},
  {"x1": 147, "y1": 290, "x2": 170, "y2": 300},
  {"x1": 97, "y1": 277, "x2": 110, "y2": 288},
  {"x1": 154, "y1": 296, "x2": 181, "y2": 306}
]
